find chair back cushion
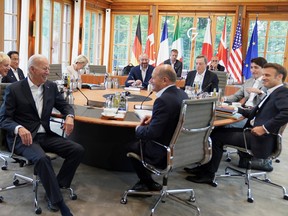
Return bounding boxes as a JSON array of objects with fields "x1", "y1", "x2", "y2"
[{"x1": 171, "y1": 97, "x2": 217, "y2": 168}]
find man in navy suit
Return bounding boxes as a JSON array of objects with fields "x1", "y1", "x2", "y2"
[
  {"x1": 0, "y1": 54, "x2": 84, "y2": 215},
  {"x1": 185, "y1": 55, "x2": 219, "y2": 93},
  {"x1": 163, "y1": 49, "x2": 183, "y2": 77},
  {"x1": 2, "y1": 51, "x2": 25, "y2": 83},
  {"x1": 185, "y1": 63, "x2": 288, "y2": 184},
  {"x1": 128, "y1": 64, "x2": 188, "y2": 192},
  {"x1": 125, "y1": 53, "x2": 154, "y2": 89}
]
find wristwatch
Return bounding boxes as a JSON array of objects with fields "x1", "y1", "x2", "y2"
[{"x1": 66, "y1": 114, "x2": 75, "y2": 119}]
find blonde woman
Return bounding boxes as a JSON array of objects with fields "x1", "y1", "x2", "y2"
[{"x1": 66, "y1": 54, "x2": 89, "y2": 81}]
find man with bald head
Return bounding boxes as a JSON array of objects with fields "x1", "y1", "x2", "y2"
[
  {"x1": 128, "y1": 64, "x2": 188, "y2": 192},
  {"x1": 0, "y1": 52, "x2": 11, "y2": 82},
  {"x1": 0, "y1": 54, "x2": 84, "y2": 215},
  {"x1": 125, "y1": 53, "x2": 154, "y2": 89}
]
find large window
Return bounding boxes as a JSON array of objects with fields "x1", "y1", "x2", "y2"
[
  {"x1": 112, "y1": 15, "x2": 148, "y2": 69},
  {"x1": 40, "y1": 0, "x2": 72, "y2": 65},
  {"x1": 83, "y1": 9, "x2": 103, "y2": 65},
  {"x1": 4, "y1": 0, "x2": 18, "y2": 52},
  {"x1": 248, "y1": 19, "x2": 288, "y2": 65}
]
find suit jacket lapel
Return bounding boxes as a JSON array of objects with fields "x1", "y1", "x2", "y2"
[
  {"x1": 21, "y1": 79, "x2": 38, "y2": 114},
  {"x1": 42, "y1": 82, "x2": 50, "y2": 118}
]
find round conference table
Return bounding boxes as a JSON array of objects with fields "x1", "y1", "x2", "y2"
[{"x1": 67, "y1": 88, "x2": 243, "y2": 172}]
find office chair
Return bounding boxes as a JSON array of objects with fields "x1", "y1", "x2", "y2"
[
  {"x1": 211, "y1": 71, "x2": 228, "y2": 92},
  {"x1": 121, "y1": 97, "x2": 217, "y2": 216},
  {"x1": 88, "y1": 65, "x2": 107, "y2": 76},
  {"x1": 0, "y1": 119, "x2": 77, "y2": 214},
  {"x1": 49, "y1": 64, "x2": 62, "y2": 81},
  {"x1": 213, "y1": 125, "x2": 288, "y2": 203}
]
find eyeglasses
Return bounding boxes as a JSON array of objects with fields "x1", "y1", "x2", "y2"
[
  {"x1": 11, "y1": 58, "x2": 19, "y2": 61},
  {"x1": 211, "y1": 60, "x2": 218, "y2": 62}
]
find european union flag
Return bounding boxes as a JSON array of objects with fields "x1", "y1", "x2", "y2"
[{"x1": 243, "y1": 20, "x2": 258, "y2": 80}]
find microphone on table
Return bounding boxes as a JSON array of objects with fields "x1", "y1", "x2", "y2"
[
  {"x1": 196, "y1": 82, "x2": 213, "y2": 96},
  {"x1": 55, "y1": 72, "x2": 63, "y2": 79},
  {"x1": 133, "y1": 91, "x2": 153, "y2": 110},
  {"x1": 76, "y1": 87, "x2": 104, "y2": 108}
]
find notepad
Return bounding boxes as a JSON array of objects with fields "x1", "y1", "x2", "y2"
[
  {"x1": 124, "y1": 87, "x2": 141, "y2": 91},
  {"x1": 134, "y1": 110, "x2": 152, "y2": 120}
]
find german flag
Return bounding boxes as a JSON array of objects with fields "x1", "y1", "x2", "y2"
[{"x1": 131, "y1": 16, "x2": 142, "y2": 65}]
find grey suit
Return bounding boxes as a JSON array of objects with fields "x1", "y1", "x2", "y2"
[
  {"x1": 0, "y1": 78, "x2": 85, "y2": 204},
  {"x1": 225, "y1": 77, "x2": 266, "y2": 107}
]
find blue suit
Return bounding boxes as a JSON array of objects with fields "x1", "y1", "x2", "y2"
[
  {"x1": 125, "y1": 65, "x2": 154, "y2": 88},
  {"x1": 128, "y1": 85, "x2": 188, "y2": 183},
  {"x1": 2, "y1": 68, "x2": 25, "y2": 83},
  {"x1": 203, "y1": 85, "x2": 288, "y2": 175}
]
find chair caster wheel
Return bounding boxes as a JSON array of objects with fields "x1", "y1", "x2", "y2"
[
  {"x1": 188, "y1": 197, "x2": 196, "y2": 202},
  {"x1": 13, "y1": 179, "x2": 20, "y2": 186},
  {"x1": 1, "y1": 165, "x2": 7, "y2": 170},
  {"x1": 211, "y1": 182, "x2": 218, "y2": 187},
  {"x1": 284, "y1": 195, "x2": 288, "y2": 200},
  {"x1": 225, "y1": 158, "x2": 231, "y2": 162},
  {"x1": 247, "y1": 197, "x2": 254, "y2": 203},
  {"x1": 120, "y1": 198, "x2": 127, "y2": 204},
  {"x1": 35, "y1": 207, "x2": 42, "y2": 214},
  {"x1": 70, "y1": 194, "x2": 77, "y2": 200},
  {"x1": 0, "y1": 196, "x2": 4, "y2": 203}
]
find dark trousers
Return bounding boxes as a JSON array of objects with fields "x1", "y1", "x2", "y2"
[
  {"x1": 202, "y1": 127, "x2": 276, "y2": 174},
  {"x1": 127, "y1": 139, "x2": 166, "y2": 184},
  {"x1": 11, "y1": 133, "x2": 85, "y2": 204}
]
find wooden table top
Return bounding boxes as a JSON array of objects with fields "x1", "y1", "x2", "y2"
[{"x1": 62, "y1": 88, "x2": 244, "y2": 128}]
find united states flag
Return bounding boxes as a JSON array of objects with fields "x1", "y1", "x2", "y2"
[{"x1": 227, "y1": 18, "x2": 242, "y2": 83}]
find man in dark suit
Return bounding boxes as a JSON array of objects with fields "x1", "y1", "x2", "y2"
[
  {"x1": 2, "y1": 51, "x2": 25, "y2": 83},
  {"x1": 185, "y1": 63, "x2": 288, "y2": 184},
  {"x1": 125, "y1": 53, "x2": 154, "y2": 89},
  {"x1": 0, "y1": 54, "x2": 84, "y2": 216},
  {"x1": 185, "y1": 55, "x2": 219, "y2": 93},
  {"x1": 128, "y1": 64, "x2": 188, "y2": 192},
  {"x1": 207, "y1": 55, "x2": 225, "y2": 71},
  {"x1": 163, "y1": 49, "x2": 183, "y2": 77}
]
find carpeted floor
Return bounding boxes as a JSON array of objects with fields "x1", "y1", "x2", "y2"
[{"x1": 1, "y1": 129, "x2": 288, "y2": 216}]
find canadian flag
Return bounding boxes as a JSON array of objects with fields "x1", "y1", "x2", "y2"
[
  {"x1": 217, "y1": 18, "x2": 228, "y2": 70},
  {"x1": 201, "y1": 18, "x2": 212, "y2": 62},
  {"x1": 144, "y1": 17, "x2": 156, "y2": 66}
]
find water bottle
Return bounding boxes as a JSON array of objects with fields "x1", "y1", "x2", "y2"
[
  {"x1": 119, "y1": 93, "x2": 127, "y2": 111},
  {"x1": 66, "y1": 90, "x2": 74, "y2": 105},
  {"x1": 77, "y1": 75, "x2": 82, "y2": 89}
]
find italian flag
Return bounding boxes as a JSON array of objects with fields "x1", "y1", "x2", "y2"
[{"x1": 171, "y1": 17, "x2": 183, "y2": 62}]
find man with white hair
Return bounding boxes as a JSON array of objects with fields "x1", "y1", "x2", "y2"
[
  {"x1": 0, "y1": 54, "x2": 84, "y2": 216},
  {"x1": 0, "y1": 52, "x2": 11, "y2": 82}
]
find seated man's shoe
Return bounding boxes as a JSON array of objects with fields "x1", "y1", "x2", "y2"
[
  {"x1": 184, "y1": 166, "x2": 204, "y2": 175},
  {"x1": 128, "y1": 181, "x2": 152, "y2": 197},
  {"x1": 146, "y1": 181, "x2": 162, "y2": 191},
  {"x1": 131, "y1": 181, "x2": 149, "y2": 191},
  {"x1": 45, "y1": 195, "x2": 59, "y2": 212},
  {"x1": 186, "y1": 174, "x2": 214, "y2": 185}
]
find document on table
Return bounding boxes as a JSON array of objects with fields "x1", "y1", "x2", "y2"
[{"x1": 134, "y1": 109, "x2": 152, "y2": 120}]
